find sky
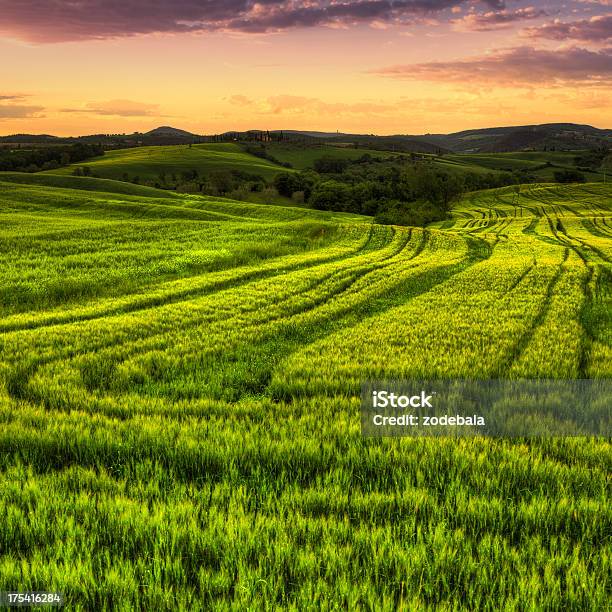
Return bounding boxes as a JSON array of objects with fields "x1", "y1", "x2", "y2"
[{"x1": 0, "y1": 0, "x2": 610, "y2": 135}]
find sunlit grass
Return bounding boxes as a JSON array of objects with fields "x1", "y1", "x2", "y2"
[{"x1": 0, "y1": 176, "x2": 610, "y2": 609}]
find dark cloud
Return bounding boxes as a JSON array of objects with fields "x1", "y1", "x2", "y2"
[
  {"x1": 369, "y1": 46, "x2": 612, "y2": 86},
  {"x1": 522, "y1": 15, "x2": 612, "y2": 42},
  {"x1": 453, "y1": 7, "x2": 548, "y2": 32},
  {"x1": 0, "y1": 0, "x2": 505, "y2": 42},
  {"x1": 224, "y1": 1, "x2": 476, "y2": 32}
]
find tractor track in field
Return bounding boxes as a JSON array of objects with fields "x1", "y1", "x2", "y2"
[
  {"x1": 543, "y1": 210, "x2": 608, "y2": 378},
  {"x1": 580, "y1": 217, "x2": 612, "y2": 239},
  {"x1": 5, "y1": 231, "x2": 490, "y2": 408},
  {"x1": 3, "y1": 178, "x2": 609, "y2": 410},
  {"x1": 495, "y1": 263, "x2": 536, "y2": 301},
  {"x1": 0, "y1": 224, "x2": 392, "y2": 334},
  {"x1": 0, "y1": 227, "x2": 427, "y2": 403},
  {"x1": 495, "y1": 248, "x2": 570, "y2": 377},
  {"x1": 265, "y1": 234, "x2": 494, "y2": 403},
  {"x1": 549, "y1": 214, "x2": 611, "y2": 377},
  {"x1": 587, "y1": 218, "x2": 612, "y2": 238}
]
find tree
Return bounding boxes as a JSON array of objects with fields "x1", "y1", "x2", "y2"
[
  {"x1": 309, "y1": 181, "x2": 351, "y2": 211},
  {"x1": 209, "y1": 171, "x2": 234, "y2": 194},
  {"x1": 413, "y1": 167, "x2": 465, "y2": 211},
  {"x1": 601, "y1": 153, "x2": 612, "y2": 183},
  {"x1": 554, "y1": 169, "x2": 586, "y2": 184},
  {"x1": 313, "y1": 156, "x2": 350, "y2": 174},
  {"x1": 273, "y1": 173, "x2": 300, "y2": 197}
]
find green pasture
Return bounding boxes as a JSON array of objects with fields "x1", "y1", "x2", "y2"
[
  {"x1": 47, "y1": 143, "x2": 289, "y2": 182},
  {"x1": 264, "y1": 143, "x2": 404, "y2": 169},
  {"x1": 0, "y1": 174, "x2": 610, "y2": 609},
  {"x1": 444, "y1": 151, "x2": 605, "y2": 181}
]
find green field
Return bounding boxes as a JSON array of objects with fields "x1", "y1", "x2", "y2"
[
  {"x1": 47, "y1": 143, "x2": 290, "y2": 182},
  {"x1": 0, "y1": 173, "x2": 610, "y2": 609},
  {"x1": 437, "y1": 151, "x2": 604, "y2": 181},
  {"x1": 264, "y1": 143, "x2": 404, "y2": 169},
  {"x1": 46, "y1": 142, "x2": 606, "y2": 188},
  {"x1": 266, "y1": 143, "x2": 605, "y2": 182}
]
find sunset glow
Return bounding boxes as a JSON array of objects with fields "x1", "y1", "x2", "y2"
[{"x1": 1, "y1": 1, "x2": 610, "y2": 135}]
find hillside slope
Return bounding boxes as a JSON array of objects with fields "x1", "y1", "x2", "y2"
[
  {"x1": 0, "y1": 176, "x2": 610, "y2": 609},
  {"x1": 437, "y1": 123, "x2": 612, "y2": 153},
  {"x1": 47, "y1": 143, "x2": 291, "y2": 182}
]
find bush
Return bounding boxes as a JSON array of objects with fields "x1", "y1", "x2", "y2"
[
  {"x1": 273, "y1": 171, "x2": 317, "y2": 199},
  {"x1": 274, "y1": 173, "x2": 301, "y2": 197},
  {"x1": 375, "y1": 199, "x2": 448, "y2": 227},
  {"x1": 313, "y1": 157, "x2": 350, "y2": 174},
  {"x1": 554, "y1": 169, "x2": 586, "y2": 183},
  {"x1": 0, "y1": 142, "x2": 104, "y2": 173},
  {"x1": 291, "y1": 191, "x2": 305, "y2": 204},
  {"x1": 310, "y1": 180, "x2": 351, "y2": 211}
]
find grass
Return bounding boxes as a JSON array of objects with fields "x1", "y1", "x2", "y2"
[
  {"x1": 0, "y1": 174, "x2": 610, "y2": 610},
  {"x1": 267, "y1": 143, "x2": 605, "y2": 182},
  {"x1": 443, "y1": 151, "x2": 605, "y2": 181},
  {"x1": 47, "y1": 143, "x2": 290, "y2": 182},
  {"x1": 0, "y1": 171, "x2": 182, "y2": 199},
  {"x1": 264, "y1": 143, "x2": 405, "y2": 169},
  {"x1": 46, "y1": 142, "x2": 605, "y2": 187}
]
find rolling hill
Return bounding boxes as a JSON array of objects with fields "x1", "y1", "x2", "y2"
[
  {"x1": 417, "y1": 123, "x2": 612, "y2": 153},
  {"x1": 5, "y1": 122, "x2": 609, "y2": 154},
  {"x1": 279, "y1": 123, "x2": 611, "y2": 153},
  {"x1": 46, "y1": 143, "x2": 291, "y2": 182},
  {"x1": 262, "y1": 143, "x2": 606, "y2": 182},
  {"x1": 145, "y1": 126, "x2": 198, "y2": 138},
  {"x1": 0, "y1": 172, "x2": 610, "y2": 609},
  {"x1": 439, "y1": 150, "x2": 606, "y2": 181}
]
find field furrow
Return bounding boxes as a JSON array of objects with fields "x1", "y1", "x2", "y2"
[{"x1": 0, "y1": 178, "x2": 610, "y2": 610}]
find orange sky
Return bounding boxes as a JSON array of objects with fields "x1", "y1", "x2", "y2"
[{"x1": 1, "y1": 1, "x2": 610, "y2": 136}]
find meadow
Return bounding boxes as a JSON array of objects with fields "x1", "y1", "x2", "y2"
[
  {"x1": 442, "y1": 152, "x2": 606, "y2": 182},
  {"x1": 46, "y1": 142, "x2": 606, "y2": 194},
  {"x1": 264, "y1": 143, "x2": 405, "y2": 170},
  {"x1": 0, "y1": 170, "x2": 610, "y2": 610},
  {"x1": 262, "y1": 142, "x2": 606, "y2": 181},
  {"x1": 47, "y1": 143, "x2": 289, "y2": 182}
]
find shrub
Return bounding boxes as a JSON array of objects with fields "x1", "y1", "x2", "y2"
[
  {"x1": 313, "y1": 157, "x2": 350, "y2": 174},
  {"x1": 554, "y1": 169, "x2": 586, "y2": 183}
]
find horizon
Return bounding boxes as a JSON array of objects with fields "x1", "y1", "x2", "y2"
[
  {"x1": 1, "y1": 120, "x2": 611, "y2": 140},
  {"x1": 1, "y1": 1, "x2": 611, "y2": 136}
]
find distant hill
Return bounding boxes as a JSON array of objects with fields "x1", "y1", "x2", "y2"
[
  {"x1": 270, "y1": 123, "x2": 611, "y2": 154},
  {"x1": 0, "y1": 134, "x2": 65, "y2": 144},
  {"x1": 274, "y1": 130, "x2": 351, "y2": 138},
  {"x1": 145, "y1": 126, "x2": 198, "y2": 138},
  {"x1": 45, "y1": 143, "x2": 291, "y2": 182},
  {"x1": 2, "y1": 123, "x2": 609, "y2": 153},
  {"x1": 427, "y1": 123, "x2": 612, "y2": 153}
]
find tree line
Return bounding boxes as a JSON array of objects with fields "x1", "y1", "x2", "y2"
[
  {"x1": 273, "y1": 156, "x2": 519, "y2": 226},
  {"x1": 0, "y1": 143, "x2": 104, "y2": 172}
]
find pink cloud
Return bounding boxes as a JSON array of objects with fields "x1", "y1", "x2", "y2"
[
  {"x1": 522, "y1": 15, "x2": 612, "y2": 42},
  {"x1": 369, "y1": 46, "x2": 612, "y2": 86},
  {"x1": 0, "y1": 0, "x2": 505, "y2": 43},
  {"x1": 452, "y1": 7, "x2": 548, "y2": 32}
]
